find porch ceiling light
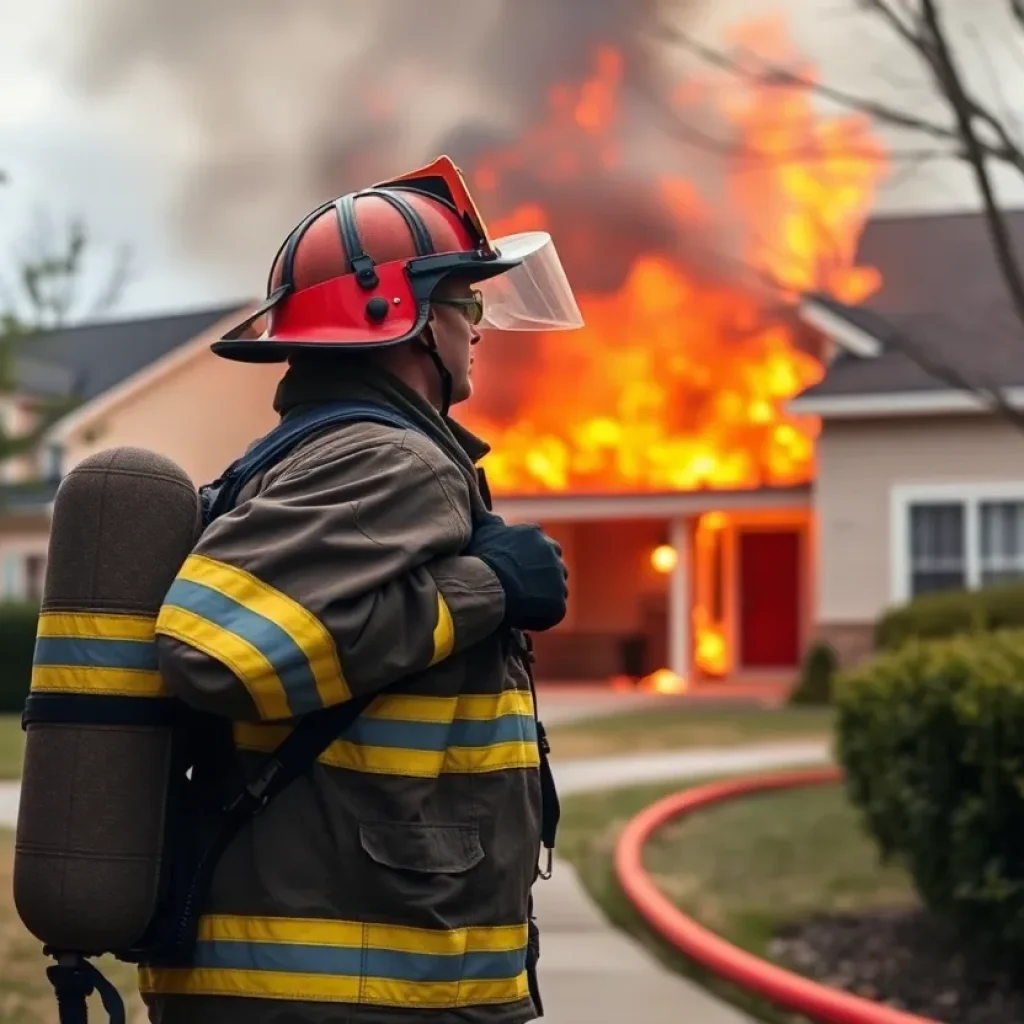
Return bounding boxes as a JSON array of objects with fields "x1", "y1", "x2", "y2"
[{"x1": 651, "y1": 544, "x2": 678, "y2": 574}]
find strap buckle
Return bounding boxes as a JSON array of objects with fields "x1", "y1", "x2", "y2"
[
  {"x1": 225, "y1": 758, "x2": 282, "y2": 818},
  {"x1": 538, "y1": 846, "x2": 554, "y2": 881}
]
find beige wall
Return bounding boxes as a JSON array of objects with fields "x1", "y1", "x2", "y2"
[
  {"x1": 816, "y1": 414, "x2": 1024, "y2": 627},
  {"x1": 62, "y1": 346, "x2": 285, "y2": 488},
  {"x1": 0, "y1": 395, "x2": 51, "y2": 483},
  {"x1": 0, "y1": 514, "x2": 51, "y2": 600}
]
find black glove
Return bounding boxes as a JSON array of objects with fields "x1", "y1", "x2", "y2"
[{"x1": 466, "y1": 512, "x2": 568, "y2": 632}]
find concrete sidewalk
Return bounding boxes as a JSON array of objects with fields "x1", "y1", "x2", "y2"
[
  {"x1": 530, "y1": 740, "x2": 830, "y2": 1023},
  {"x1": 0, "y1": 739, "x2": 833, "y2": 1022},
  {"x1": 531, "y1": 856, "x2": 753, "y2": 1023}
]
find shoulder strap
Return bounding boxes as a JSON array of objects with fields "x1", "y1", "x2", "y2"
[{"x1": 202, "y1": 401, "x2": 423, "y2": 526}]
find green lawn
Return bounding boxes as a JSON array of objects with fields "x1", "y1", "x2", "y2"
[
  {"x1": 547, "y1": 705, "x2": 834, "y2": 760},
  {"x1": 558, "y1": 775, "x2": 916, "y2": 1023},
  {"x1": 0, "y1": 830, "x2": 147, "y2": 1024},
  {"x1": 0, "y1": 715, "x2": 23, "y2": 780}
]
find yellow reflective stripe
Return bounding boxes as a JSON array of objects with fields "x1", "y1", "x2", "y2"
[
  {"x1": 444, "y1": 740, "x2": 540, "y2": 773},
  {"x1": 29, "y1": 666, "x2": 165, "y2": 696},
  {"x1": 156, "y1": 606, "x2": 291, "y2": 720},
  {"x1": 31, "y1": 611, "x2": 166, "y2": 696},
  {"x1": 178, "y1": 554, "x2": 349, "y2": 708},
  {"x1": 367, "y1": 694, "x2": 458, "y2": 724},
  {"x1": 139, "y1": 915, "x2": 530, "y2": 1007},
  {"x1": 234, "y1": 727, "x2": 538, "y2": 776},
  {"x1": 318, "y1": 741, "x2": 446, "y2": 777},
  {"x1": 456, "y1": 689, "x2": 533, "y2": 721},
  {"x1": 428, "y1": 592, "x2": 455, "y2": 667},
  {"x1": 138, "y1": 968, "x2": 360, "y2": 1002},
  {"x1": 231, "y1": 724, "x2": 445, "y2": 777},
  {"x1": 198, "y1": 914, "x2": 527, "y2": 953},
  {"x1": 233, "y1": 690, "x2": 538, "y2": 776},
  {"x1": 363, "y1": 975, "x2": 529, "y2": 1008},
  {"x1": 36, "y1": 612, "x2": 155, "y2": 641},
  {"x1": 138, "y1": 968, "x2": 527, "y2": 1007}
]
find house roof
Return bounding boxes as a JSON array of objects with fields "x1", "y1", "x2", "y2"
[
  {"x1": 796, "y1": 209, "x2": 1024, "y2": 404},
  {"x1": 0, "y1": 304, "x2": 247, "y2": 515},
  {"x1": 11, "y1": 303, "x2": 244, "y2": 402}
]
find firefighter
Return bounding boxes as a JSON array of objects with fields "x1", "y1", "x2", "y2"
[{"x1": 141, "y1": 156, "x2": 584, "y2": 1024}]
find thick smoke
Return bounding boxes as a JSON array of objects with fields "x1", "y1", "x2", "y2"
[{"x1": 62, "y1": 0, "x2": 703, "y2": 288}]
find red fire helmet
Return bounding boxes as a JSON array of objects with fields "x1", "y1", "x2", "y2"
[{"x1": 213, "y1": 155, "x2": 584, "y2": 363}]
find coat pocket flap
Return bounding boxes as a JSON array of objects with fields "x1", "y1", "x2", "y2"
[{"x1": 359, "y1": 822, "x2": 484, "y2": 875}]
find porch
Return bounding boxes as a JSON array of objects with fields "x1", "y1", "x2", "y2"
[{"x1": 492, "y1": 486, "x2": 814, "y2": 686}]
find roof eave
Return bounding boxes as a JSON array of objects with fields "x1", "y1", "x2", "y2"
[
  {"x1": 797, "y1": 295, "x2": 883, "y2": 359},
  {"x1": 787, "y1": 387, "x2": 1024, "y2": 418}
]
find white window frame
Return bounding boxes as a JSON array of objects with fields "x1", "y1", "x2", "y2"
[
  {"x1": 0, "y1": 542, "x2": 48, "y2": 601},
  {"x1": 890, "y1": 481, "x2": 1024, "y2": 603},
  {"x1": 41, "y1": 442, "x2": 64, "y2": 482}
]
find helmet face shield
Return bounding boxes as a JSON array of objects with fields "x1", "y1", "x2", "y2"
[{"x1": 476, "y1": 231, "x2": 584, "y2": 332}]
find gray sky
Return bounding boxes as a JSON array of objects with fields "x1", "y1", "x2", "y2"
[{"x1": 1, "y1": 0, "x2": 1021, "y2": 319}]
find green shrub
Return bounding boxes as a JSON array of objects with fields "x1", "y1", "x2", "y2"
[
  {"x1": 836, "y1": 628, "x2": 1024, "y2": 959},
  {"x1": 789, "y1": 641, "x2": 838, "y2": 705},
  {"x1": 0, "y1": 601, "x2": 39, "y2": 713},
  {"x1": 874, "y1": 582, "x2": 1024, "y2": 651}
]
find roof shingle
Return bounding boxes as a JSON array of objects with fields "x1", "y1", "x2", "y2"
[
  {"x1": 9, "y1": 303, "x2": 244, "y2": 401},
  {"x1": 802, "y1": 209, "x2": 1024, "y2": 398}
]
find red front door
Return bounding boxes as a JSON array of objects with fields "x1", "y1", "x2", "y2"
[{"x1": 738, "y1": 529, "x2": 802, "y2": 668}]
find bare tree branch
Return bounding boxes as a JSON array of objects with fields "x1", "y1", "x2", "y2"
[
  {"x1": 658, "y1": 26, "x2": 964, "y2": 148},
  {"x1": 878, "y1": 319, "x2": 1024, "y2": 431},
  {"x1": 630, "y1": 73, "x2": 950, "y2": 166},
  {"x1": 657, "y1": 0, "x2": 1024, "y2": 437},
  {"x1": 916, "y1": 0, "x2": 1024, "y2": 332},
  {"x1": 0, "y1": 213, "x2": 133, "y2": 336},
  {"x1": 656, "y1": 15, "x2": 1024, "y2": 174}
]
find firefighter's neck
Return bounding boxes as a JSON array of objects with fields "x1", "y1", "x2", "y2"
[{"x1": 371, "y1": 345, "x2": 444, "y2": 411}]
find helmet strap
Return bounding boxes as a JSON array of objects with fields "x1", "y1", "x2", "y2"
[{"x1": 416, "y1": 328, "x2": 453, "y2": 416}]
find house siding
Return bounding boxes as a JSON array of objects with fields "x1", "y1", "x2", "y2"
[
  {"x1": 61, "y1": 347, "x2": 283, "y2": 488},
  {"x1": 815, "y1": 413, "x2": 1024, "y2": 662}
]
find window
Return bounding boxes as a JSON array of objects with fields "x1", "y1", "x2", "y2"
[
  {"x1": 980, "y1": 501, "x2": 1024, "y2": 586},
  {"x1": 894, "y1": 485, "x2": 1024, "y2": 601},
  {"x1": 42, "y1": 443, "x2": 63, "y2": 482},
  {"x1": 909, "y1": 503, "x2": 966, "y2": 595},
  {"x1": 23, "y1": 554, "x2": 46, "y2": 602}
]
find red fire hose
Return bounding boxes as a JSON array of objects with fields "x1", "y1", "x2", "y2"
[{"x1": 613, "y1": 767, "x2": 941, "y2": 1024}]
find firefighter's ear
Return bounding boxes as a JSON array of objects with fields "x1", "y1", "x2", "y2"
[{"x1": 415, "y1": 322, "x2": 437, "y2": 353}]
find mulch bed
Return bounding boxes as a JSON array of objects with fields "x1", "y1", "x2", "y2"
[{"x1": 769, "y1": 907, "x2": 1024, "y2": 1024}]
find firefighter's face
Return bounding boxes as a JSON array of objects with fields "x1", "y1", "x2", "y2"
[{"x1": 428, "y1": 279, "x2": 482, "y2": 406}]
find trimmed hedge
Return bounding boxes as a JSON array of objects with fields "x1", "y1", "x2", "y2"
[
  {"x1": 789, "y1": 640, "x2": 837, "y2": 705},
  {"x1": 0, "y1": 601, "x2": 39, "y2": 713},
  {"x1": 874, "y1": 582, "x2": 1024, "y2": 651},
  {"x1": 836, "y1": 629, "x2": 1024, "y2": 959}
]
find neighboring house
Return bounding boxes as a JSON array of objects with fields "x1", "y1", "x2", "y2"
[
  {"x1": 0, "y1": 304, "x2": 269, "y2": 600},
  {"x1": 792, "y1": 209, "x2": 1024, "y2": 666},
  {"x1": 2, "y1": 208, "x2": 1021, "y2": 681}
]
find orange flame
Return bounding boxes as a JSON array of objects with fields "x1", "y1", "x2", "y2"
[
  {"x1": 693, "y1": 511, "x2": 730, "y2": 676},
  {"x1": 458, "y1": 17, "x2": 886, "y2": 496}
]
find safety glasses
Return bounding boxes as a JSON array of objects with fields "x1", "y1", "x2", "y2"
[{"x1": 434, "y1": 289, "x2": 484, "y2": 326}]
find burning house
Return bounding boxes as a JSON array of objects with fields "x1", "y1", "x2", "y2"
[
  {"x1": 446, "y1": 31, "x2": 886, "y2": 686},
  {"x1": 5, "y1": 6, "x2": 910, "y2": 687}
]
